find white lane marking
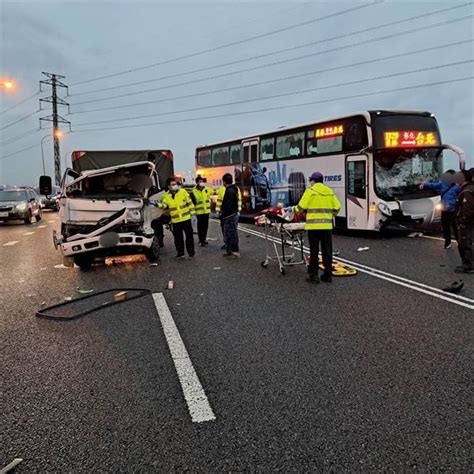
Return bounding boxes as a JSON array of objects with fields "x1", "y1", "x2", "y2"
[
  {"x1": 239, "y1": 225, "x2": 474, "y2": 310},
  {"x1": 2, "y1": 241, "x2": 19, "y2": 246},
  {"x1": 23, "y1": 231, "x2": 36, "y2": 235},
  {"x1": 152, "y1": 292, "x2": 216, "y2": 423},
  {"x1": 37, "y1": 225, "x2": 47, "y2": 228}
]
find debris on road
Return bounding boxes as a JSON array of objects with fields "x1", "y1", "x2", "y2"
[
  {"x1": 114, "y1": 291, "x2": 128, "y2": 301},
  {"x1": 213, "y1": 267, "x2": 221, "y2": 270},
  {"x1": 1, "y1": 458, "x2": 23, "y2": 473},
  {"x1": 408, "y1": 232, "x2": 424, "y2": 238},
  {"x1": 333, "y1": 250, "x2": 340, "y2": 256},
  {"x1": 442, "y1": 280, "x2": 464, "y2": 294},
  {"x1": 64, "y1": 296, "x2": 73, "y2": 301},
  {"x1": 150, "y1": 263, "x2": 159, "y2": 267},
  {"x1": 357, "y1": 247, "x2": 370, "y2": 252},
  {"x1": 77, "y1": 288, "x2": 94, "y2": 294},
  {"x1": 167, "y1": 280, "x2": 174, "y2": 290}
]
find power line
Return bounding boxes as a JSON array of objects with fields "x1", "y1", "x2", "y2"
[
  {"x1": 74, "y1": 61, "x2": 473, "y2": 127},
  {"x1": 0, "y1": 142, "x2": 42, "y2": 161},
  {"x1": 70, "y1": 40, "x2": 473, "y2": 116},
  {"x1": 0, "y1": 127, "x2": 40, "y2": 146},
  {"x1": 3, "y1": 76, "x2": 472, "y2": 162},
  {"x1": 70, "y1": 76, "x2": 473, "y2": 134},
  {"x1": 0, "y1": 109, "x2": 40, "y2": 132},
  {"x1": 70, "y1": 1, "x2": 381, "y2": 87},
  {"x1": 0, "y1": 92, "x2": 40, "y2": 115},
  {"x1": 69, "y1": 2, "x2": 471, "y2": 99},
  {"x1": 70, "y1": 13, "x2": 473, "y2": 107}
]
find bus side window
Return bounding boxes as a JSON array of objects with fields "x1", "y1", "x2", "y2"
[
  {"x1": 348, "y1": 161, "x2": 366, "y2": 199},
  {"x1": 250, "y1": 144, "x2": 258, "y2": 163}
]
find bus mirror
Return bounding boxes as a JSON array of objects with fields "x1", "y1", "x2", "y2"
[{"x1": 39, "y1": 175, "x2": 52, "y2": 196}]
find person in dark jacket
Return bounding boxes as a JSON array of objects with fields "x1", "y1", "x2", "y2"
[
  {"x1": 220, "y1": 173, "x2": 240, "y2": 259},
  {"x1": 454, "y1": 170, "x2": 474, "y2": 273},
  {"x1": 420, "y1": 170, "x2": 460, "y2": 248}
]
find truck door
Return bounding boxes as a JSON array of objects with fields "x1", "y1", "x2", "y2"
[{"x1": 346, "y1": 154, "x2": 368, "y2": 230}]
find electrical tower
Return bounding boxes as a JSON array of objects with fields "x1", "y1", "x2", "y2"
[{"x1": 39, "y1": 72, "x2": 71, "y2": 185}]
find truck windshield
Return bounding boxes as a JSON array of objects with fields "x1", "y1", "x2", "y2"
[
  {"x1": 0, "y1": 190, "x2": 27, "y2": 201},
  {"x1": 374, "y1": 148, "x2": 443, "y2": 201},
  {"x1": 67, "y1": 166, "x2": 152, "y2": 199}
]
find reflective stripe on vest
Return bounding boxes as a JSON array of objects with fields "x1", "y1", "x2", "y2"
[
  {"x1": 192, "y1": 186, "x2": 213, "y2": 215},
  {"x1": 161, "y1": 189, "x2": 195, "y2": 223}
]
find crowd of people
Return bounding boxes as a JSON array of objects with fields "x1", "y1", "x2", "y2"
[{"x1": 152, "y1": 167, "x2": 474, "y2": 278}]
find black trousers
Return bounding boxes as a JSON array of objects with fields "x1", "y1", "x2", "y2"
[
  {"x1": 196, "y1": 214, "x2": 210, "y2": 244},
  {"x1": 458, "y1": 224, "x2": 473, "y2": 269},
  {"x1": 307, "y1": 229, "x2": 332, "y2": 277},
  {"x1": 172, "y1": 219, "x2": 195, "y2": 257},
  {"x1": 441, "y1": 210, "x2": 459, "y2": 245}
]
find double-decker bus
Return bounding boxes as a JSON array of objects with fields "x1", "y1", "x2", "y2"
[{"x1": 195, "y1": 110, "x2": 465, "y2": 231}]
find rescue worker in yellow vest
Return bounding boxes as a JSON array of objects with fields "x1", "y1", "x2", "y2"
[
  {"x1": 157, "y1": 177, "x2": 195, "y2": 259},
  {"x1": 291, "y1": 171, "x2": 341, "y2": 283},
  {"x1": 191, "y1": 175, "x2": 214, "y2": 247},
  {"x1": 215, "y1": 180, "x2": 242, "y2": 249}
]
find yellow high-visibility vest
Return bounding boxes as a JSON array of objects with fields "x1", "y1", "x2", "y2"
[
  {"x1": 215, "y1": 185, "x2": 242, "y2": 212},
  {"x1": 191, "y1": 186, "x2": 214, "y2": 215},
  {"x1": 293, "y1": 183, "x2": 341, "y2": 230},
  {"x1": 159, "y1": 188, "x2": 195, "y2": 224}
]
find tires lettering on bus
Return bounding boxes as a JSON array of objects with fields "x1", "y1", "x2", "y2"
[{"x1": 324, "y1": 175, "x2": 342, "y2": 182}]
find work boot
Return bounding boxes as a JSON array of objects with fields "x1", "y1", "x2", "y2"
[
  {"x1": 230, "y1": 252, "x2": 241, "y2": 259},
  {"x1": 321, "y1": 273, "x2": 333, "y2": 283},
  {"x1": 454, "y1": 265, "x2": 474, "y2": 274},
  {"x1": 221, "y1": 244, "x2": 226, "y2": 250},
  {"x1": 175, "y1": 254, "x2": 185, "y2": 260},
  {"x1": 444, "y1": 242, "x2": 452, "y2": 249},
  {"x1": 306, "y1": 275, "x2": 320, "y2": 284}
]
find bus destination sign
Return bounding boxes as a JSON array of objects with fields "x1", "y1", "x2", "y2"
[
  {"x1": 384, "y1": 131, "x2": 439, "y2": 148},
  {"x1": 315, "y1": 124, "x2": 344, "y2": 138}
]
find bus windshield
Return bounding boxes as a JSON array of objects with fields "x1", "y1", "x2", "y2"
[{"x1": 374, "y1": 148, "x2": 443, "y2": 201}]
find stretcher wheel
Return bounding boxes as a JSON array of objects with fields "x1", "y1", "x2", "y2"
[
  {"x1": 261, "y1": 260, "x2": 269, "y2": 268},
  {"x1": 279, "y1": 267, "x2": 286, "y2": 275}
]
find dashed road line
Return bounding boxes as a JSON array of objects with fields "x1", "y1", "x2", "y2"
[
  {"x1": 37, "y1": 225, "x2": 47, "y2": 228},
  {"x1": 152, "y1": 292, "x2": 216, "y2": 423},
  {"x1": 238, "y1": 225, "x2": 474, "y2": 311},
  {"x1": 421, "y1": 235, "x2": 445, "y2": 242},
  {"x1": 2, "y1": 241, "x2": 19, "y2": 247},
  {"x1": 23, "y1": 232, "x2": 36, "y2": 236}
]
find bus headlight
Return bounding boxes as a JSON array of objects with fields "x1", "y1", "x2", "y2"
[
  {"x1": 377, "y1": 202, "x2": 392, "y2": 216},
  {"x1": 435, "y1": 203, "x2": 443, "y2": 211}
]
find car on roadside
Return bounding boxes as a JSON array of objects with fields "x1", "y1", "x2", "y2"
[{"x1": 0, "y1": 187, "x2": 43, "y2": 224}]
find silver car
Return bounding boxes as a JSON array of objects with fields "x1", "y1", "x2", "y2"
[{"x1": 0, "y1": 188, "x2": 43, "y2": 224}]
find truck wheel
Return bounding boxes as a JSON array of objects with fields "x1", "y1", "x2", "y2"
[
  {"x1": 146, "y1": 236, "x2": 160, "y2": 262},
  {"x1": 35, "y1": 209, "x2": 42, "y2": 222},
  {"x1": 24, "y1": 211, "x2": 32, "y2": 225},
  {"x1": 74, "y1": 255, "x2": 93, "y2": 271}
]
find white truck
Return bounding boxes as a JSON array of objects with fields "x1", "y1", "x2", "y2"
[{"x1": 39, "y1": 150, "x2": 174, "y2": 270}]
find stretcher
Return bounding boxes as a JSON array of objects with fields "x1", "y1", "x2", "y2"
[{"x1": 255, "y1": 207, "x2": 306, "y2": 275}]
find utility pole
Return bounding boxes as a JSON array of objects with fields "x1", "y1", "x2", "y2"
[{"x1": 39, "y1": 72, "x2": 71, "y2": 185}]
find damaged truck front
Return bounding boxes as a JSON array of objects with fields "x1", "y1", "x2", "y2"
[{"x1": 40, "y1": 150, "x2": 174, "y2": 270}]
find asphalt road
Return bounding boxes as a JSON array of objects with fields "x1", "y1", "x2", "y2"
[{"x1": 1, "y1": 213, "x2": 472, "y2": 472}]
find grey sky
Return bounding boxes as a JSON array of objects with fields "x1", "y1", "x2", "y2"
[{"x1": 1, "y1": 0, "x2": 473, "y2": 186}]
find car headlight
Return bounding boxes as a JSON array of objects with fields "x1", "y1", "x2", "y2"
[
  {"x1": 15, "y1": 202, "x2": 27, "y2": 211},
  {"x1": 377, "y1": 202, "x2": 392, "y2": 216}
]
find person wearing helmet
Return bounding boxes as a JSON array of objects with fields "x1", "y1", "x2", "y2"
[{"x1": 291, "y1": 172, "x2": 341, "y2": 283}]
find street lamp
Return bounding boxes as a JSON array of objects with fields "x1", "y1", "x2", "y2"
[{"x1": 1, "y1": 80, "x2": 15, "y2": 91}]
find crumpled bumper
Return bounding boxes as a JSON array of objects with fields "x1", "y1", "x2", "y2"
[{"x1": 60, "y1": 232, "x2": 154, "y2": 257}]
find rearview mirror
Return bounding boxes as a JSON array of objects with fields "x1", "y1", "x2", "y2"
[{"x1": 39, "y1": 175, "x2": 52, "y2": 196}]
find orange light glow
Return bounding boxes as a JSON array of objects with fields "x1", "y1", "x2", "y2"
[
  {"x1": 315, "y1": 124, "x2": 344, "y2": 138},
  {"x1": 384, "y1": 131, "x2": 439, "y2": 148}
]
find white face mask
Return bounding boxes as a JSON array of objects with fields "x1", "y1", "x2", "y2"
[{"x1": 170, "y1": 185, "x2": 179, "y2": 192}]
